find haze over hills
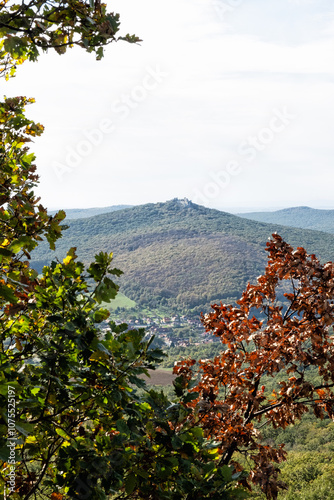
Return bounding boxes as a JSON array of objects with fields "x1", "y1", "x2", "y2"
[
  {"x1": 31, "y1": 199, "x2": 334, "y2": 315},
  {"x1": 48, "y1": 205, "x2": 133, "y2": 219},
  {"x1": 237, "y1": 206, "x2": 334, "y2": 234}
]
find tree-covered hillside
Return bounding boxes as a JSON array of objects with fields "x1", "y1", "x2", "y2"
[
  {"x1": 237, "y1": 206, "x2": 334, "y2": 233},
  {"x1": 31, "y1": 198, "x2": 334, "y2": 314}
]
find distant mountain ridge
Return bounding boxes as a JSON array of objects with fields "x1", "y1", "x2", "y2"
[
  {"x1": 49, "y1": 205, "x2": 133, "y2": 219},
  {"x1": 237, "y1": 206, "x2": 334, "y2": 233},
  {"x1": 31, "y1": 199, "x2": 334, "y2": 315}
]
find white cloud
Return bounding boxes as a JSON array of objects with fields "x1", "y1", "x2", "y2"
[{"x1": 3, "y1": 0, "x2": 334, "y2": 210}]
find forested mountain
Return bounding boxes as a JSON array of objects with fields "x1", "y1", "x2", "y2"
[
  {"x1": 32, "y1": 199, "x2": 334, "y2": 314},
  {"x1": 237, "y1": 206, "x2": 334, "y2": 233},
  {"x1": 48, "y1": 204, "x2": 133, "y2": 219}
]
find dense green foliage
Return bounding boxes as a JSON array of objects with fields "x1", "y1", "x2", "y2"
[
  {"x1": 1, "y1": 245, "x2": 243, "y2": 498},
  {"x1": 250, "y1": 417, "x2": 334, "y2": 499},
  {"x1": 0, "y1": 242, "x2": 245, "y2": 498},
  {"x1": 278, "y1": 451, "x2": 334, "y2": 499},
  {"x1": 238, "y1": 206, "x2": 334, "y2": 234},
  {"x1": 31, "y1": 199, "x2": 334, "y2": 315}
]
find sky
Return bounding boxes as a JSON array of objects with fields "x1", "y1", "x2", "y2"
[{"x1": 4, "y1": 0, "x2": 334, "y2": 212}]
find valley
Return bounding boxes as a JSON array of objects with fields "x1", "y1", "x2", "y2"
[{"x1": 31, "y1": 199, "x2": 334, "y2": 365}]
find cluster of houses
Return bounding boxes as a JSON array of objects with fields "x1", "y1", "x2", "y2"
[{"x1": 111, "y1": 314, "x2": 217, "y2": 348}]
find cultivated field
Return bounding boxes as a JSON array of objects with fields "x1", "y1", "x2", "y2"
[{"x1": 140, "y1": 369, "x2": 176, "y2": 386}]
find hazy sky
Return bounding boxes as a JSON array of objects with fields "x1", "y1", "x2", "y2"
[{"x1": 5, "y1": 0, "x2": 334, "y2": 211}]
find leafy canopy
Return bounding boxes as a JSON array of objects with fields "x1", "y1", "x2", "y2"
[{"x1": 0, "y1": 0, "x2": 141, "y2": 78}]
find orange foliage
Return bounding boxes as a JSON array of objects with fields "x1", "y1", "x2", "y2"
[{"x1": 173, "y1": 234, "x2": 334, "y2": 499}]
